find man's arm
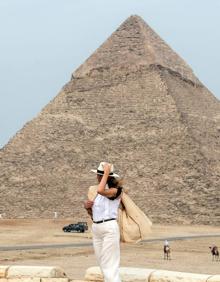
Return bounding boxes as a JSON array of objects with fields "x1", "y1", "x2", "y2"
[{"x1": 97, "y1": 163, "x2": 117, "y2": 197}]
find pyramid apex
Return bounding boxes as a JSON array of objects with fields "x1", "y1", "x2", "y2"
[
  {"x1": 125, "y1": 14, "x2": 144, "y2": 21},
  {"x1": 73, "y1": 15, "x2": 199, "y2": 84},
  {"x1": 125, "y1": 14, "x2": 148, "y2": 23},
  {"x1": 117, "y1": 15, "x2": 149, "y2": 29}
]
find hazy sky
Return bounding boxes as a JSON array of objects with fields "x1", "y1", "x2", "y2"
[{"x1": 0, "y1": 0, "x2": 220, "y2": 148}]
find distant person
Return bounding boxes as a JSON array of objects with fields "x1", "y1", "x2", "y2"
[
  {"x1": 209, "y1": 245, "x2": 219, "y2": 261},
  {"x1": 84, "y1": 162, "x2": 122, "y2": 282},
  {"x1": 164, "y1": 240, "x2": 169, "y2": 247},
  {"x1": 163, "y1": 239, "x2": 171, "y2": 260}
]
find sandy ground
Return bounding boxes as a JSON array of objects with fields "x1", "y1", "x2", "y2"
[{"x1": 0, "y1": 219, "x2": 220, "y2": 280}]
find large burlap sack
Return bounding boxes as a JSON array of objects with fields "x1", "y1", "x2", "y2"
[{"x1": 87, "y1": 185, "x2": 152, "y2": 243}]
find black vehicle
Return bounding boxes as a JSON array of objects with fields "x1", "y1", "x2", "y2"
[{"x1": 62, "y1": 221, "x2": 88, "y2": 233}]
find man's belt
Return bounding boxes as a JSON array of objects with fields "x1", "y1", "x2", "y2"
[{"x1": 93, "y1": 218, "x2": 116, "y2": 224}]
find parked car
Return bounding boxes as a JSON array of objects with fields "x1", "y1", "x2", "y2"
[{"x1": 62, "y1": 221, "x2": 88, "y2": 233}]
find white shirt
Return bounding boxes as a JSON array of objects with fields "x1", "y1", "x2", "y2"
[
  {"x1": 92, "y1": 186, "x2": 121, "y2": 222},
  {"x1": 164, "y1": 240, "x2": 169, "y2": 246}
]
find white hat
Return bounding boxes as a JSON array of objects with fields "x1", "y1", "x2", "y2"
[{"x1": 91, "y1": 162, "x2": 119, "y2": 178}]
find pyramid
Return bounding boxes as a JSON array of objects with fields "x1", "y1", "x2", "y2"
[{"x1": 0, "y1": 15, "x2": 220, "y2": 224}]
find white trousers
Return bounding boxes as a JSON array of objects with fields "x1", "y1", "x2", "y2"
[{"x1": 92, "y1": 220, "x2": 121, "y2": 282}]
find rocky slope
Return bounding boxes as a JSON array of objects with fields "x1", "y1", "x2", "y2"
[{"x1": 0, "y1": 15, "x2": 219, "y2": 224}]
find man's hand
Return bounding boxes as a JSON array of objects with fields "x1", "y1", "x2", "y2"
[
  {"x1": 103, "y1": 163, "x2": 112, "y2": 175},
  {"x1": 84, "y1": 200, "x2": 93, "y2": 219},
  {"x1": 84, "y1": 200, "x2": 94, "y2": 209}
]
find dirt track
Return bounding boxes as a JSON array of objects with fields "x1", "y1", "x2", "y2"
[{"x1": 0, "y1": 219, "x2": 220, "y2": 280}]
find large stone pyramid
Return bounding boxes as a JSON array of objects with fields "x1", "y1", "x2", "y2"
[{"x1": 0, "y1": 15, "x2": 220, "y2": 224}]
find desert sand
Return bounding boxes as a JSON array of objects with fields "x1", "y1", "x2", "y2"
[{"x1": 0, "y1": 219, "x2": 220, "y2": 280}]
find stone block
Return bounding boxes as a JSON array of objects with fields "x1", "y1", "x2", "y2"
[
  {"x1": 85, "y1": 267, "x2": 102, "y2": 281},
  {"x1": 0, "y1": 265, "x2": 10, "y2": 278},
  {"x1": 41, "y1": 279, "x2": 69, "y2": 282},
  {"x1": 7, "y1": 266, "x2": 66, "y2": 278},
  {"x1": 120, "y1": 267, "x2": 155, "y2": 282},
  {"x1": 149, "y1": 270, "x2": 211, "y2": 282},
  {"x1": 207, "y1": 276, "x2": 220, "y2": 282},
  {"x1": 0, "y1": 278, "x2": 40, "y2": 282},
  {"x1": 85, "y1": 266, "x2": 155, "y2": 281}
]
